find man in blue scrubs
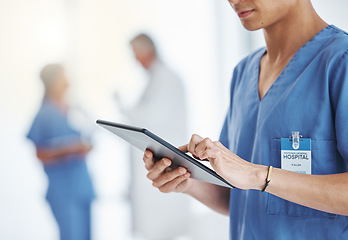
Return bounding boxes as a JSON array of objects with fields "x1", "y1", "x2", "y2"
[
  {"x1": 27, "y1": 64, "x2": 95, "y2": 240},
  {"x1": 142, "y1": 0, "x2": 348, "y2": 239}
]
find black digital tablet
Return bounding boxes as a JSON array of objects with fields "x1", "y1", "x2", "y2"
[{"x1": 96, "y1": 119, "x2": 234, "y2": 188}]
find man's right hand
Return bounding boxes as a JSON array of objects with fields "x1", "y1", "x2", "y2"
[{"x1": 143, "y1": 150, "x2": 192, "y2": 193}]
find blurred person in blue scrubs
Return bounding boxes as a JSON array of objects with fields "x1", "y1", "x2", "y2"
[
  {"x1": 142, "y1": 0, "x2": 348, "y2": 239},
  {"x1": 27, "y1": 64, "x2": 95, "y2": 240}
]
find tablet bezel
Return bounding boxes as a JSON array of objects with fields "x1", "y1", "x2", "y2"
[{"x1": 96, "y1": 119, "x2": 234, "y2": 188}]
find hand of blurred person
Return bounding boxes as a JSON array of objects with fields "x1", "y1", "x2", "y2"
[
  {"x1": 143, "y1": 149, "x2": 192, "y2": 193},
  {"x1": 74, "y1": 142, "x2": 92, "y2": 156}
]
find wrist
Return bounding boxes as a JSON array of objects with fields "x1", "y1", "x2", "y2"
[
  {"x1": 250, "y1": 164, "x2": 269, "y2": 190},
  {"x1": 182, "y1": 178, "x2": 197, "y2": 195}
]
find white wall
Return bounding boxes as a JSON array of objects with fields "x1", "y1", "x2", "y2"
[
  {"x1": 0, "y1": 1, "x2": 67, "y2": 239},
  {"x1": 313, "y1": 0, "x2": 348, "y2": 31}
]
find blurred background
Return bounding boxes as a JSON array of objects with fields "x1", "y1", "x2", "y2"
[{"x1": 0, "y1": 0, "x2": 347, "y2": 239}]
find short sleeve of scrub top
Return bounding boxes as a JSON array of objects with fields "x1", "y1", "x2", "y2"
[{"x1": 219, "y1": 25, "x2": 348, "y2": 240}]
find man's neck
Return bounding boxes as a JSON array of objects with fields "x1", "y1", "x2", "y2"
[
  {"x1": 143, "y1": 54, "x2": 157, "y2": 70},
  {"x1": 263, "y1": 2, "x2": 328, "y2": 63},
  {"x1": 46, "y1": 93, "x2": 66, "y2": 110}
]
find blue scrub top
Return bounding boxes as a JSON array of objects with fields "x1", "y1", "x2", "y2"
[
  {"x1": 27, "y1": 98, "x2": 95, "y2": 201},
  {"x1": 220, "y1": 25, "x2": 348, "y2": 239}
]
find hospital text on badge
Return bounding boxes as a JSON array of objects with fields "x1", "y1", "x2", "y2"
[{"x1": 280, "y1": 138, "x2": 311, "y2": 174}]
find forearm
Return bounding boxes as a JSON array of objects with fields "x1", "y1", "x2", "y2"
[
  {"x1": 37, "y1": 147, "x2": 73, "y2": 163},
  {"x1": 264, "y1": 167, "x2": 348, "y2": 215},
  {"x1": 186, "y1": 179, "x2": 230, "y2": 216},
  {"x1": 36, "y1": 144, "x2": 85, "y2": 163}
]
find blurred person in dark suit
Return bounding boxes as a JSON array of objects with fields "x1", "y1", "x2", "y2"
[{"x1": 27, "y1": 64, "x2": 95, "y2": 240}]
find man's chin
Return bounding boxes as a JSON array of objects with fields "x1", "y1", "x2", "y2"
[{"x1": 240, "y1": 21, "x2": 264, "y2": 31}]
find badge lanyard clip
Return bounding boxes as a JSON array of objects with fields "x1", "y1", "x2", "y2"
[{"x1": 291, "y1": 131, "x2": 302, "y2": 150}]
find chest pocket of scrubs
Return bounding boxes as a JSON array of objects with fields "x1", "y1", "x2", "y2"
[{"x1": 266, "y1": 138, "x2": 338, "y2": 217}]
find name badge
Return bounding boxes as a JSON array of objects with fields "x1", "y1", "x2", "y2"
[{"x1": 281, "y1": 134, "x2": 311, "y2": 174}]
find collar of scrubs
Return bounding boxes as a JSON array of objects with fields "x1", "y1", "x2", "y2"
[{"x1": 251, "y1": 25, "x2": 336, "y2": 131}]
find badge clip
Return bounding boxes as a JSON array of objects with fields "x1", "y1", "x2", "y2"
[{"x1": 290, "y1": 131, "x2": 302, "y2": 150}]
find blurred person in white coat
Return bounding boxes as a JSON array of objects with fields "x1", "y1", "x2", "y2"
[{"x1": 116, "y1": 33, "x2": 190, "y2": 240}]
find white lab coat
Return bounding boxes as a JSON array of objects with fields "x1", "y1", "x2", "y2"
[{"x1": 124, "y1": 59, "x2": 190, "y2": 239}]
